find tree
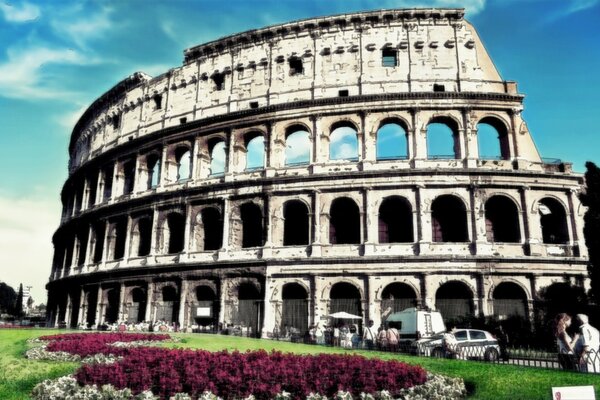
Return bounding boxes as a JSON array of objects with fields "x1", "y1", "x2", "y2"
[
  {"x1": 15, "y1": 283, "x2": 23, "y2": 317},
  {"x1": 580, "y1": 161, "x2": 600, "y2": 304},
  {"x1": 0, "y1": 283, "x2": 17, "y2": 314}
]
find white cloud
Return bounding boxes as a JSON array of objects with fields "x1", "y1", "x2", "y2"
[
  {"x1": 0, "y1": 46, "x2": 93, "y2": 100},
  {"x1": 57, "y1": 103, "x2": 88, "y2": 131},
  {"x1": 0, "y1": 1, "x2": 40, "y2": 22},
  {"x1": 361, "y1": 0, "x2": 487, "y2": 15},
  {"x1": 0, "y1": 193, "x2": 60, "y2": 305},
  {"x1": 285, "y1": 131, "x2": 311, "y2": 163},
  {"x1": 50, "y1": 5, "x2": 113, "y2": 49}
]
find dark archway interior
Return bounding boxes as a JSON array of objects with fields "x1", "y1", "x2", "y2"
[
  {"x1": 432, "y1": 195, "x2": 468, "y2": 242},
  {"x1": 329, "y1": 282, "x2": 362, "y2": 318},
  {"x1": 241, "y1": 203, "x2": 263, "y2": 248},
  {"x1": 283, "y1": 201, "x2": 309, "y2": 246},
  {"x1": 381, "y1": 282, "x2": 417, "y2": 315},
  {"x1": 435, "y1": 281, "x2": 474, "y2": 321},
  {"x1": 329, "y1": 198, "x2": 360, "y2": 244},
  {"x1": 493, "y1": 282, "x2": 527, "y2": 317},
  {"x1": 378, "y1": 197, "x2": 413, "y2": 243},
  {"x1": 137, "y1": 218, "x2": 152, "y2": 256},
  {"x1": 167, "y1": 213, "x2": 185, "y2": 253},
  {"x1": 202, "y1": 208, "x2": 223, "y2": 250},
  {"x1": 539, "y1": 198, "x2": 569, "y2": 244},
  {"x1": 113, "y1": 218, "x2": 127, "y2": 260},
  {"x1": 485, "y1": 196, "x2": 521, "y2": 243},
  {"x1": 282, "y1": 283, "x2": 309, "y2": 334}
]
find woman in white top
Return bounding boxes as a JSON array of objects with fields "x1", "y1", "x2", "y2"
[{"x1": 554, "y1": 313, "x2": 579, "y2": 370}]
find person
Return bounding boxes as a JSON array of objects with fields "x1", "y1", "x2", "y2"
[
  {"x1": 363, "y1": 320, "x2": 376, "y2": 350},
  {"x1": 442, "y1": 328, "x2": 460, "y2": 358},
  {"x1": 494, "y1": 324, "x2": 510, "y2": 362},
  {"x1": 554, "y1": 313, "x2": 578, "y2": 370},
  {"x1": 387, "y1": 321, "x2": 400, "y2": 352},
  {"x1": 377, "y1": 325, "x2": 388, "y2": 351},
  {"x1": 575, "y1": 314, "x2": 600, "y2": 373}
]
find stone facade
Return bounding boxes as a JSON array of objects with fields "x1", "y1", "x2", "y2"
[{"x1": 47, "y1": 8, "x2": 588, "y2": 336}]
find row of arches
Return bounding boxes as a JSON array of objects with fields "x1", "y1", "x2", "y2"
[
  {"x1": 63, "y1": 279, "x2": 530, "y2": 333},
  {"x1": 65, "y1": 116, "x2": 514, "y2": 217},
  {"x1": 55, "y1": 193, "x2": 571, "y2": 274}
]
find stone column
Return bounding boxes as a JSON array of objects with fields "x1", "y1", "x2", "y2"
[
  {"x1": 118, "y1": 282, "x2": 126, "y2": 323},
  {"x1": 364, "y1": 187, "x2": 377, "y2": 253},
  {"x1": 123, "y1": 215, "x2": 133, "y2": 261},
  {"x1": 94, "y1": 286, "x2": 103, "y2": 326},
  {"x1": 178, "y1": 280, "x2": 188, "y2": 329},
  {"x1": 150, "y1": 207, "x2": 160, "y2": 255},
  {"x1": 220, "y1": 197, "x2": 231, "y2": 252},
  {"x1": 144, "y1": 282, "x2": 154, "y2": 322},
  {"x1": 310, "y1": 190, "x2": 322, "y2": 256},
  {"x1": 78, "y1": 287, "x2": 86, "y2": 327}
]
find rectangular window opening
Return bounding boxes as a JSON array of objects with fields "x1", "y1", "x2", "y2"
[
  {"x1": 180, "y1": 117, "x2": 187, "y2": 124},
  {"x1": 382, "y1": 49, "x2": 397, "y2": 67},
  {"x1": 249, "y1": 101, "x2": 259, "y2": 109},
  {"x1": 289, "y1": 57, "x2": 304, "y2": 76},
  {"x1": 433, "y1": 84, "x2": 445, "y2": 92},
  {"x1": 338, "y1": 90, "x2": 349, "y2": 97}
]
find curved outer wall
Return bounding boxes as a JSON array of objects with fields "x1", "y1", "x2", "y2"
[{"x1": 48, "y1": 9, "x2": 588, "y2": 334}]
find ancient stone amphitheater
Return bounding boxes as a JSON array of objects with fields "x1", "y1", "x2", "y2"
[{"x1": 47, "y1": 8, "x2": 588, "y2": 336}]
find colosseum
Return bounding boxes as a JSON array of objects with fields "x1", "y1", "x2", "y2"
[{"x1": 47, "y1": 8, "x2": 589, "y2": 336}]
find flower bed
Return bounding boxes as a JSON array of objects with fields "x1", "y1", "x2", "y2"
[
  {"x1": 40, "y1": 333, "x2": 170, "y2": 358},
  {"x1": 76, "y1": 349, "x2": 427, "y2": 399}
]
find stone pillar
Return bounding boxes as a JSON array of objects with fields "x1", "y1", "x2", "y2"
[
  {"x1": 133, "y1": 153, "x2": 144, "y2": 193},
  {"x1": 144, "y1": 282, "x2": 154, "y2": 322},
  {"x1": 310, "y1": 190, "x2": 322, "y2": 256},
  {"x1": 262, "y1": 277, "x2": 275, "y2": 337},
  {"x1": 78, "y1": 287, "x2": 86, "y2": 327},
  {"x1": 159, "y1": 146, "x2": 170, "y2": 186},
  {"x1": 471, "y1": 186, "x2": 492, "y2": 255},
  {"x1": 183, "y1": 203, "x2": 192, "y2": 254},
  {"x1": 150, "y1": 207, "x2": 160, "y2": 255},
  {"x1": 364, "y1": 187, "x2": 377, "y2": 250},
  {"x1": 412, "y1": 109, "x2": 427, "y2": 164},
  {"x1": 94, "y1": 286, "x2": 103, "y2": 326},
  {"x1": 118, "y1": 282, "x2": 126, "y2": 323},
  {"x1": 221, "y1": 197, "x2": 231, "y2": 252},
  {"x1": 178, "y1": 280, "x2": 188, "y2": 329},
  {"x1": 361, "y1": 112, "x2": 376, "y2": 164},
  {"x1": 463, "y1": 108, "x2": 478, "y2": 168},
  {"x1": 123, "y1": 215, "x2": 133, "y2": 261}
]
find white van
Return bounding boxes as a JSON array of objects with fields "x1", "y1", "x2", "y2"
[{"x1": 384, "y1": 307, "x2": 446, "y2": 342}]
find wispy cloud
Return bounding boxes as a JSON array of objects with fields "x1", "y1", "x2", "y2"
[
  {"x1": 0, "y1": 46, "x2": 94, "y2": 100},
  {"x1": 356, "y1": 0, "x2": 487, "y2": 15},
  {"x1": 49, "y1": 5, "x2": 114, "y2": 49},
  {"x1": 534, "y1": 0, "x2": 599, "y2": 24},
  {"x1": 0, "y1": 1, "x2": 40, "y2": 22}
]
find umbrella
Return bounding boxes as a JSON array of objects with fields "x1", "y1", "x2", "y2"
[{"x1": 328, "y1": 311, "x2": 362, "y2": 319}]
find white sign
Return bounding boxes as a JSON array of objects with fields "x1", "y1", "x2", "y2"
[
  {"x1": 196, "y1": 307, "x2": 212, "y2": 317},
  {"x1": 551, "y1": 386, "x2": 595, "y2": 400}
]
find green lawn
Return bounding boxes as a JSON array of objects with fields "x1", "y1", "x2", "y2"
[{"x1": 1, "y1": 329, "x2": 599, "y2": 400}]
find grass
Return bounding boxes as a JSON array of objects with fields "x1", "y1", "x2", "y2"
[{"x1": 1, "y1": 329, "x2": 600, "y2": 399}]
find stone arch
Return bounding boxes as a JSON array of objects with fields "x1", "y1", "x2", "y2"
[
  {"x1": 130, "y1": 215, "x2": 153, "y2": 257},
  {"x1": 201, "y1": 207, "x2": 223, "y2": 250},
  {"x1": 329, "y1": 120, "x2": 358, "y2": 161},
  {"x1": 376, "y1": 118, "x2": 409, "y2": 160},
  {"x1": 281, "y1": 282, "x2": 309, "y2": 334},
  {"x1": 243, "y1": 131, "x2": 265, "y2": 170},
  {"x1": 378, "y1": 195, "x2": 413, "y2": 243},
  {"x1": 380, "y1": 282, "x2": 418, "y2": 317},
  {"x1": 435, "y1": 280, "x2": 475, "y2": 321},
  {"x1": 191, "y1": 284, "x2": 219, "y2": 328},
  {"x1": 154, "y1": 283, "x2": 179, "y2": 323},
  {"x1": 126, "y1": 286, "x2": 147, "y2": 323},
  {"x1": 283, "y1": 199, "x2": 310, "y2": 246},
  {"x1": 285, "y1": 124, "x2": 311, "y2": 166},
  {"x1": 491, "y1": 281, "x2": 528, "y2": 318},
  {"x1": 208, "y1": 137, "x2": 227, "y2": 176},
  {"x1": 477, "y1": 116, "x2": 510, "y2": 160},
  {"x1": 233, "y1": 281, "x2": 264, "y2": 336},
  {"x1": 166, "y1": 212, "x2": 186, "y2": 254},
  {"x1": 426, "y1": 115, "x2": 460, "y2": 159},
  {"x1": 103, "y1": 287, "x2": 120, "y2": 324},
  {"x1": 174, "y1": 145, "x2": 192, "y2": 182},
  {"x1": 537, "y1": 197, "x2": 569, "y2": 244},
  {"x1": 145, "y1": 152, "x2": 161, "y2": 189},
  {"x1": 431, "y1": 194, "x2": 469, "y2": 242},
  {"x1": 329, "y1": 281, "x2": 363, "y2": 319},
  {"x1": 484, "y1": 195, "x2": 521, "y2": 243},
  {"x1": 329, "y1": 197, "x2": 360, "y2": 244}
]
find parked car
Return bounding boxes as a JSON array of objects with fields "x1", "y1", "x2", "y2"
[
  {"x1": 413, "y1": 328, "x2": 501, "y2": 361},
  {"x1": 384, "y1": 307, "x2": 446, "y2": 343}
]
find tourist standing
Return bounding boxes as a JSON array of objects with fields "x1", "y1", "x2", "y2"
[
  {"x1": 387, "y1": 322, "x2": 400, "y2": 352},
  {"x1": 554, "y1": 313, "x2": 578, "y2": 370},
  {"x1": 363, "y1": 320, "x2": 376, "y2": 350},
  {"x1": 576, "y1": 314, "x2": 600, "y2": 373}
]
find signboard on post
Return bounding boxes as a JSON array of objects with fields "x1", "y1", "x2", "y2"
[
  {"x1": 551, "y1": 386, "x2": 595, "y2": 400},
  {"x1": 196, "y1": 307, "x2": 212, "y2": 317}
]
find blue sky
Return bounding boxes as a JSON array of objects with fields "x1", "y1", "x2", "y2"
[{"x1": 0, "y1": 0, "x2": 599, "y2": 303}]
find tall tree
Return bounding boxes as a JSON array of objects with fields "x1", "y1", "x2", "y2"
[
  {"x1": 15, "y1": 283, "x2": 24, "y2": 317},
  {"x1": 0, "y1": 283, "x2": 17, "y2": 314},
  {"x1": 580, "y1": 161, "x2": 600, "y2": 303}
]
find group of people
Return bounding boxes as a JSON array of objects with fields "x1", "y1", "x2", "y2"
[
  {"x1": 554, "y1": 313, "x2": 600, "y2": 373},
  {"x1": 299, "y1": 320, "x2": 401, "y2": 350}
]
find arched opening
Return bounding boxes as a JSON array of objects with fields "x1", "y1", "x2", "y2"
[
  {"x1": 201, "y1": 207, "x2": 223, "y2": 250},
  {"x1": 76, "y1": 229, "x2": 88, "y2": 266},
  {"x1": 136, "y1": 217, "x2": 153, "y2": 257},
  {"x1": 108, "y1": 218, "x2": 127, "y2": 260},
  {"x1": 381, "y1": 283, "x2": 418, "y2": 318},
  {"x1": 283, "y1": 200, "x2": 309, "y2": 246},
  {"x1": 235, "y1": 283, "x2": 263, "y2": 336},
  {"x1": 427, "y1": 117, "x2": 459, "y2": 159},
  {"x1": 167, "y1": 213, "x2": 185, "y2": 254},
  {"x1": 85, "y1": 289, "x2": 97, "y2": 327},
  {"x1": 376, "y1": 122, "x2": 408, "y2": 160},
  {"x1": 478, "y1": 117, "x2": 509, "y2": 160},
  {"x1": 538, "y1": 198, "x2": 569, "y2": 244},
  {"x1": 193, "y1": 285, "x2": 218, "y2": 328},
  {"x1": 156, "y1": 285, "x2": 179, "y2": 323},
  {"x1": 68, "y1": 292, "x2": 81, "y2": 328},
  {"x1": 104, "y1": 288, "x2": 120, "y2": 324},
  {"x1": 282, "y1": 283, "x2": 309, "y2": 336},
  {"x1": 285, "y1": 127, "x2": 310, "y2": 166},
  {"x1": 329, "y1": 282, "x2": 362, "y2": 319},
  {"x1": 147, "y1": 154, "x2": 160, "y2": 189},
  {"x1": 329, "y1": 122, "x2": 358, "y2": 161},
  {"x1": 245, "y1": 133, "x2": 264, "y2": 170},
  {"x1": 127, "y1": 287, "x2": 147, "y2": 323},
  {"x1": 209, "y1": 140, "x2": 226, "y2": 176},
  {"x1": 175, "y1": 147, "x2": 191, "y2": 182},
  {"x1": 435, "y1": 281, "x2": 474, "y2": 322},
  {"x1": 493, "y1": 282, "x2": 527, "y2": 318},
  {"x1": 485, "y1": 196, "x2": 521, "y2": 243},
  {"x1": 102, "y1": 164, "x2": 113, "y2": 202},
  {"x1": 431, "y1": 195, "x2": 468, "y2": 242},
  {"x1": 91, "y1": 222, "x2": 105, "y2": 263},
  {"x1": 241, "y1": 202, "x2": 263, "y2": 248},
  {"x1": 87, "y1": 174, "x2": 98, "y2": 208},
  {"x1": 122, "y1": 159, "x2": 136, "y2": 195},
  {"x1": 329, "y1": 197, "x2": 360, "y2": 244},
  {"x1": 378, "y1": 196, "x2": 413, "y2": 243}
]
